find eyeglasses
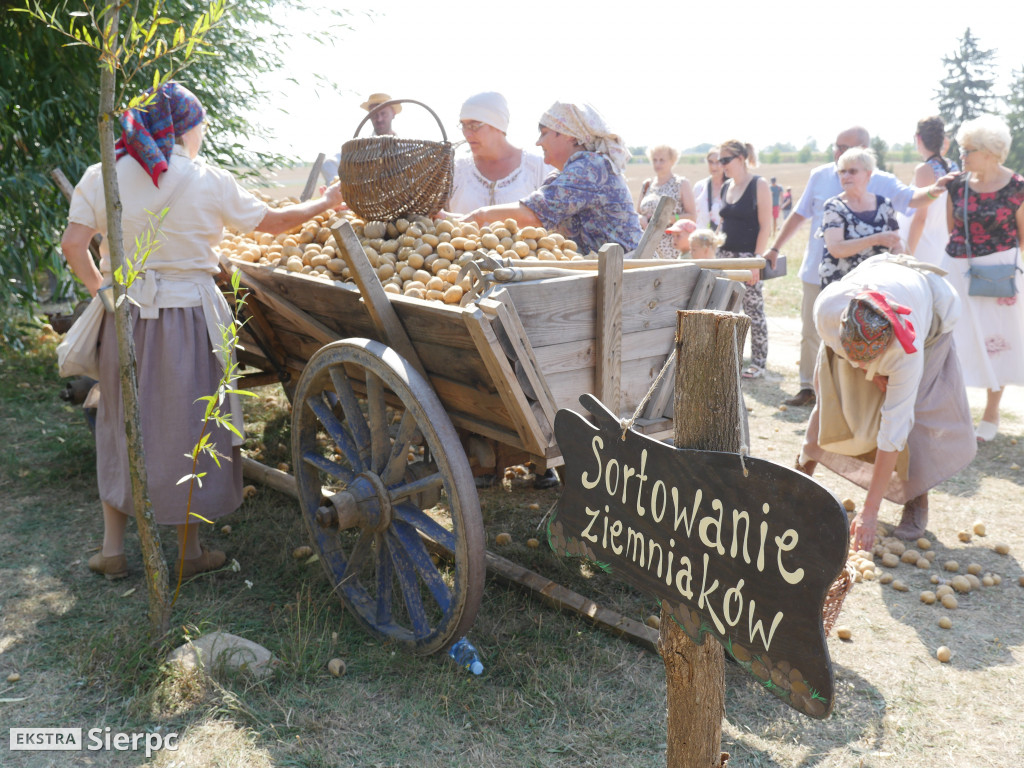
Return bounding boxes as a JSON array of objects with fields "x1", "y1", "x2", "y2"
[
  {"x1": 838, "y1": 168, "x2": 861, "y2": 176},
  {"x1": 719, "y1": 156, "x2": 738, "y2": 165},
  {"x1": 459, "y1": 120, "x2": 486, "y2": 133},
  {"x1": 960, "y1": 147, "x2": 977, "y2": 157}
]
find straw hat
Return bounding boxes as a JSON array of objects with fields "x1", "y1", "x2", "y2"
[{"x1": 360, "y1": 93, "x2": 401, "y2": 113}]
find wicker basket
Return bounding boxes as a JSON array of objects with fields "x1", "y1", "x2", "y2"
[
  {"x1": 339, "y1": 99, "x2": 454, "y2": 222},
  {"x1": 821, "y1": 560, "x2": 857, "y2": 637}
]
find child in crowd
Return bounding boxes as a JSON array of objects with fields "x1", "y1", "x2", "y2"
[{"x1": 666, "y1": 219, "x2": 725, "y2": 259}]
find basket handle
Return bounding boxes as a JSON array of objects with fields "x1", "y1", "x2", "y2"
[{"x1": 353, "y1": 99, "x2": 449, "y2": 142}]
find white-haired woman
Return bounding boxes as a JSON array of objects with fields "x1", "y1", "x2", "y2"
[
  {"x1": 461, "y1": 101, "x2": 642, "y2": 255},
  {"x1": 637, "y1": 144, "x2": 696, "y2": 258},
  {"x1": 447, "y1": 92, "x2": 549, "y2": 214},
  {"x1": 817, "y1": 147, "x2": 902, "y2": 286},
  {"x1": 942, "y1": 114, "x2": 1024, "y2": 442}
]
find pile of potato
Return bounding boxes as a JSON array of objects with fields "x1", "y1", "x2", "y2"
[
  {"x1": 836, "y1": 515, "x2": 1015, "y2": 656},
  {"x1": 219, "y1": 206, "x2": 584, "y2": 304}
]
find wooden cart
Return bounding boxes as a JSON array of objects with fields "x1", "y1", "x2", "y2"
[{"x1": 229, "y1": 216, "x2": 746, "y2": 656}]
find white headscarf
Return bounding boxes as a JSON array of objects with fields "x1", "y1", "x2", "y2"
[
  {"x1": 540, "y1": 102, "x2": 631, "y2": 173},
  {"x1": 460, "y1": 92, "x2": 510, "y2": 133}
]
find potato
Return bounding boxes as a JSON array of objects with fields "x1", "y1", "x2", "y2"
[
  {"x1": 916, "y1": 558, "x2": 931, "y2": 570},
  {"x1": 221, "y1": 525, "x2": 232, "y2": 534},
  {"x1": 941, "y1": 594, "x2": 958, "y2": 609},
  {"x1": 936, "y1": 646, "x2": 952, "y2": 663},
  {"x1": 481, "y1": 233, "x2": 500, "y2": 249},
  {"x1": 943, "y1": 560, "x2": 959, "y2": 572},
  {"x1": 842, "y1": 498, "x2": 856, "y2": 512},
  {"x1": 982, "y1": 575, "x2": 995, "y2": 587},
  {"x1": 443, "y1": 285, "x2": 464, "y2": 304},
  {"x1": 426, "y1": 276, "x2": 445, "y2": 292},
  {"x1": 938, "y1": 616, "x2": 953, "y2": 629},
  {"x1": 924, "y1": 551, "x2": 937, "y2": 562},
  {"x1": 920, "y1": 590, "x2": 936, "y2": 604},
  {"x1": 403, "y1": 287, "x2": 425, "y2": 300},
  {"x1": 951, "y1": 575, "x2": 972, "y2": 593},
  {"x1": 935, "y1": 584, "x2": 954, "y2": 598},
  {"x1": 878, "y1": 572, "x2": 894, "y2": 584},
  {"x1": 930, "y1": 573, "x2": 941, "y2": 584},
  {"x1": 965, "y1": 574, "x2": 982, "y2": 590},
  {"x1": 526, "y1": 538, "x2": 540, "y2": 549},
  {"x1": 973, "y1": 521, "x2": 987, "y2": 536},
  {"x1": 495, "y1": 532, "x2": 512, "y2": 546},
  {"x1": 292, "y1": 545, "x2": 313, "y2": 559},
  {"x1": 243, "y1": 484, "x2": 257, "y2": 499},
  {"x1": 892, "y1": 580, "x2": 909, "y2": 592},
  {"x1": 425, "y1": 289, "x2": 445, "y2": 302},
  {"x1": 383, "y1": 283, "x2": 401, "y2": 295},
  {"x1": 992, "y1": 574, "x2": 1002, "y2": 586},
  {"x1": 836, "y1": 626, "x2": 853, "y2": 640},
  {"x1": 994, "y1": 542, "x2": 1011, "y2": 555},
  {"x1": 901, "y1": 549, "x2": 920, "y2": 564},
  {"x1": 967, "y1": 563, "x2": 983, "y2": 575},
  {"x1": 957, "y1": 530, "x2": 972, "y2": 543},
  {"x1": 435, "y1": 219, "x2": 455, "y2": 235},
  {"x1": 645, "y1": 615, "x2": 661, "y2": 630},
  {"x1": 327, "y1": 658, "x2": 347, "y2": 677},
  {"x1": 916, "y1": 538, "x2": 931, "y2": 550},
  {"x1": 885, "y1": 540, "x2": 906, "y2": 556}
]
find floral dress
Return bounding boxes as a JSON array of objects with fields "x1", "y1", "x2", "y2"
[
  {"x1": 817, "y1": 194, "x2": 899, "y2": 286},
  {"x1": 941, "y1": 173, "x2": 1024, "y2": 389},
  {"x1": 521, "y1": 151, "x2": 642, "y2": 255},
  {"x1": 638, "y1": 175, "x2": 685, "y2": 258}
]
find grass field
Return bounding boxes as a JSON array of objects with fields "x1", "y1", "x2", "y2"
[{"x1": 2, "y1": 161, "x2": 1022, "y2": 767}]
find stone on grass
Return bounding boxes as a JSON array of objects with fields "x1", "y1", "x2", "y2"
[{"x1": 167, "y1": 631, "x2": 277, "y2": 679}]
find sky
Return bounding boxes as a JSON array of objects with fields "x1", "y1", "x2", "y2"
[{"x1": 250, "y1": 0, "x2": 1022, "y2": 162}]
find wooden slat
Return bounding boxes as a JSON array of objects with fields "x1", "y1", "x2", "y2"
[
  {"x1": 596, "y1": 243, "x2": 624, "y2": 415},
  {"x1": 331, "y1": 221, "x2": 429, "y2": 380},
  {"x1": 462, "y1": 308, "x2": 547, "y2": 456},
  {"x1": 685, "y1": 268, "x2": 718, "y2": 311},
  {"x1": 241, "y1": 277, "x2": 338, "y2": 347},
  {"x1": 708, "y1": 278, "x2": 746, "y2": 312},
  {"x1": 300, "y1": 153, "x2": 326, "y2": 201},
  {"x1": 487, "y1": 298, "x2": 559, "y2": 430},
  {"x1": 503, "y1": 263, "x2": 702, "y2": 348},
  {"x1": 631, "y1": 195, "x2": 677, "y2": 261}
]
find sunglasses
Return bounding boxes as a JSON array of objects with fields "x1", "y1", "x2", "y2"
[{"x1": 719, "y1": 156, "x2": 738, "y2": 165}]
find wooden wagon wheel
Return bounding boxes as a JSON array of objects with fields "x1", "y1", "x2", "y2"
[{"x1": 291, "y1": 338, "x2": 485, "y2": 654}]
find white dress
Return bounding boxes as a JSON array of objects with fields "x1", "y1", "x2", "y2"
[{"x1": 447, "y1": 151, "x2": 549, "y2": 214}]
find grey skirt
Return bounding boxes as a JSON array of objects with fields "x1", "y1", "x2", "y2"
[{"x1": 96, "y1": 304, "x2": 242, "y2": 525}]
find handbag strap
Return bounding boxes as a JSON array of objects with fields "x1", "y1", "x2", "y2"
[{"x1": 962, "y1": 179, "x2": 973, "y2": 260}]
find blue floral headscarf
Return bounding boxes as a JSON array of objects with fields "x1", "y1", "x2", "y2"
[{"x1": 114, "y1": 82, "x2": 205, "y2": 186}]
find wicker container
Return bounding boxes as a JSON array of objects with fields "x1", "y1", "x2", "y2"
[
  {"x1": 821, "y1": 560, "x2": 857, "y2": 637},
  {"x1": 339, "y1": 99, "x2": 454, "y2": 222}
]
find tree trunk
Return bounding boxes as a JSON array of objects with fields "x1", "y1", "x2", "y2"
[
  {"x1": 97, "y1": 2, "x2": 171, "y2": 641},
  {"x1": 661, "y1": 309, "x2": 749, "y2": 768}
]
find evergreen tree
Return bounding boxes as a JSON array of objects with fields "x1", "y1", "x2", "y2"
[
  {"x1": 870, "y1": 137, "x2": 889, "y2": 173},
  {"x1": 935, "y1": 27, "x2": 997, "y2": 152},
  {"x1": 1005, "y1": 66, "x2": 1024, "y2": 174}
]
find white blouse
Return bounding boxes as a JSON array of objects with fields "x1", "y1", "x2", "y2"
[{"x1": 447, "y1": 151, "x2": 550, "y2": 214}]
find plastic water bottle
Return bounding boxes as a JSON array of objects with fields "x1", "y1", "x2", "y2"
[{"x1": 448, "y1": 637, "x2": 484, "y2": 675}]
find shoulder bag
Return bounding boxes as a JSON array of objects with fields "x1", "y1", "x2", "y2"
[{"x1": 963, "y1": 180, "x2": 1021, "y2": 298}]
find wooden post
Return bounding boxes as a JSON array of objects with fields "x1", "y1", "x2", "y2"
[
  {"x1": 595, "y1": 243, "x2": 623, "y2": 415},
  {"x1": 662, "y1": 309, "x2": 750, "y2": 768}
]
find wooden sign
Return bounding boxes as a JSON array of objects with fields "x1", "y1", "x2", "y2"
[{"x1": 550, "y1": 395, "x2": 849, "y2": 718}]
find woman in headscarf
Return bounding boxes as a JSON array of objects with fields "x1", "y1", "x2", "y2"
[
  {"x1": 61, "y1": 82, "x2": 343, "y2": 581},
  {"x1": 447, "y1": 92, "x2": 550, "y2": 214},
  {"x1": 459, "y1": 101, "x2": 642, "y2": 255},
  {"x1": 795, "y1": 253, "x2": 975, "y2": 551}
]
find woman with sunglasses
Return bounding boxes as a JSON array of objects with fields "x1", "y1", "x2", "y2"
[
  {"x1": 817, "y1": 147, "x2": 902, "y2": 287},
  {"x1": 447, "y1": 92, "x2": 549, "y2": 214},
  {"x1": 717, "y1": 140, "x2": 773, "y2": 379},
  {"x1": 693, "y1": 149, "x2": 726, "y2": 231}
]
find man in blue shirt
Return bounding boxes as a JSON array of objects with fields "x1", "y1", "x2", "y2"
[{"x1": 765, "y1": 127, "x2": 925, "y2": 408}]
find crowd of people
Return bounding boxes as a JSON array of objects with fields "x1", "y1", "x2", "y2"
[{"x1": 60, "y1": 81, "x2": 1023, "y2": 579}]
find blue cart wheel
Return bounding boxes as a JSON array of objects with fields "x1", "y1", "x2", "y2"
[{"x1": 291, "y1": 338, "x2": 484, "y2": 654}]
